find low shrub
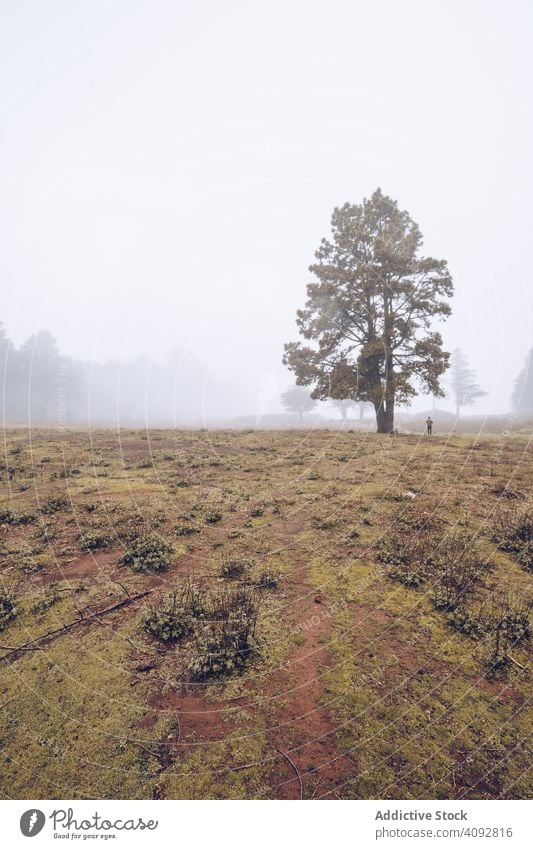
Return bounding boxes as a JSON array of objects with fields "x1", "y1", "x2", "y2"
[
  {"x1": 144, "y1": 590, "x2": 197, "y2": 643},
  {"x1": 389, "y1": 563, "x2": 427, "y2": 587},
  {"x1": 187, "y1": 625, "x2": 257, "y2": 680},
  {"x1": 78, "y1": 530, "x2": 111, "y2": 552},
  {"x1": 219, "y1": 559, "x2": 248, "y2": 580},
  {"x1": 312, "y1": 515, "x2": 338, "y2": 531},
  {"x1": 208, "y1": 586, "x2": 256, "y2": 620},
  {"x1": 0, "y1": 507, "x2": 34, "y2": 525},
  {"x1": 517, "y1": 541, "x2": 532, "y2": 572},
  {"x1": 377, "y1": 519, "x2": 486, "y2": 601},
  {"x1": 144, "y1": 580, "x2": 205, "y2": 642},
  {"x1": 375, "y1": 534, "x2": 414, "y2": 567},
  {"x1": 492, "y1": 507, "x2": 532, "y2": 554},
  {"x1": 256, "y1": 569, "x2": 278, "y2": 589},
  {"x1": 487, "y1": 592, "x2": 531, "y2": 671},
  {"x1": 31, "y1": 585, "x2": 60, "y2": 614},
  {"x1": 42, "y1": 496, "x2": 68, "y2": 514},
  {"x1": 175, "y1": 524, "x2": 199, "y2": 537},
  {"x1": 395, "y1": 507, "x2": 443, "y2": 533},
  {"x1": 448, "y1": 600, "x2": 490, "y2": 639},
  {"x1": 59, "y1": 468, "x2": 81, "y2": 478},
  {"x1": 120, "y1": 532, "x2": 172, "y2": 572},
  {"x1": 205, "y1": 511, "x2": 222, "y2": 525},
  {"x1": 491, "y1": 482, "x2": 525, "y2": 500},
  {"x1": 0, "y1": 588, "x2": 17, "y2": 631},
  {"x1": 187, "y1": 587, "x2": 259, "y2": 680},
  {"x1": 430, "y1": 535, "x2": 486, "y2": 611}
]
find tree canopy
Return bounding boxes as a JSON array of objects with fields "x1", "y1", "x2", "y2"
[
  {"x1": 449, "y1": 348, "x2": 486, "y2": 416},
  {"x1": 512, "y1": 348, "x2": 533, "y2": 415},
  {"x1": 283, "y1": 189, "x2": 454, "y2": 432},
  {"x1": 280, "y1": 385, "x2": 317, "y2": 421}
]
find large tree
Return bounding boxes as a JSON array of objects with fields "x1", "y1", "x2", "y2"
[
  {"x1": 283, "y1": 189, "x2": 453, "y2": 432},
  {"x1": 511, "y1": 348, "x2": 533, "y2": 415},
  {"x1": 449, "y1": 348, "x2": 486, "y2": 416}
]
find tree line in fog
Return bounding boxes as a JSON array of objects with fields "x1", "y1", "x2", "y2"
[{"x1": 1, "y1": 322, "x2": 532, "y2": 425}]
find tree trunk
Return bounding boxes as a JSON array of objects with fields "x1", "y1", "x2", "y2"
[
  {"x1": 384, "y1": 353, "x2": 395, "y2": 432},
  {"x1": 375, "y1": 399, "x2": 395, "y2": 433},
  {"x1": 370, "y1": 339, "x2": 395, "y2": 432},
  {"x1": 385, "y1": 400, "x2": 394, "y2": 432}
]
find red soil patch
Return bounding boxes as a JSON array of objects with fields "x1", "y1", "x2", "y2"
[
  {"x1": 44, "y1": 548, "x2": 122, "y2": 582},
  {"x1": 263, "y1": 581, "x2": 355, "y2": 799}
]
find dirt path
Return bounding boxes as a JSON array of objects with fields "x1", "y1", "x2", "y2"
[{"x1": 263, "y1": 577, "x2": 355, "y2": 799}]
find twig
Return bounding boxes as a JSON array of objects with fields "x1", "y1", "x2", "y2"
[
  {"x1": 90, "y1": 614, "x2": 160, "y2": 656},
  {"x1": 507, "y1": 654, "x2": 526, "y2": 670},
  {"x1": 110, "y1": 579, "x2": 131, "y2": 599},
  {"x1": 0, "y1": 590, "x2": 154, "y2": 665},
  {"x1": 275, "y1": 747, "x2": 304, "y2": 800}
]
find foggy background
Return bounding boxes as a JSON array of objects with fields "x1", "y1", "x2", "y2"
[{"x1": 1, "y1": 0, "x2": 532, "y2": 425}]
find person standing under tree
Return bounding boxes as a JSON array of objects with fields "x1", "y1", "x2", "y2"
[{"x1": 426, "y1": 416, "x2": 434, "y2": 436}]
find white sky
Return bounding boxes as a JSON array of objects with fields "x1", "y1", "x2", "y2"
[{"x1": 1, "y1": 0, "x2": 532, "y2": 415}]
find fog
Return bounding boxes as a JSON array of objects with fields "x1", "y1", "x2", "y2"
[{"x1": 1, "y1": 0, "x2": 532, "y2": 424}]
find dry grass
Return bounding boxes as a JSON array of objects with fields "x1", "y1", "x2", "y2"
[{"x1": 0, "y1": 426, "x2": 531, "y2": 799}]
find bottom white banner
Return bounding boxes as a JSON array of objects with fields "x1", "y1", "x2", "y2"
[{"x1": 1, "y1": 799, "x2": 531, "y2": 849}]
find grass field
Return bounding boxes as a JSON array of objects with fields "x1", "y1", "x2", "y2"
[{"x1": 0, "y1": 427, "x2": 531, "y2": 800}]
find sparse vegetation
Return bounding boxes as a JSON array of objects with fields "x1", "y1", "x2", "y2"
[
  {"x1": 0, "y1": 506, "x2": 34, "y2": 525},
  {"x1": 0, "y1": 586, "x2": 17, "y2": 631},
  {"x1": 120, "y1": 532, "x2": 173, "y2": 572},
  {"x1": 205, "y1": 510, "x2": 222, "y2": 525},
  {"x1": 42, "y1": 496, "x2": 68, "y2": 514},
  {"x1": 256, "y1": 569, "x2": 279, "y2": 589},
  {"x1": 377, "y1": 509, "x2": 487, "y2": 605},
  {"x1": 486, "y1": 592, "x2": 531, "y2": 672},
  {"x1": 492, "y1": 506, "x2": 532, "y2": 571},
  {"x1": 78, "y1": 529, "x2": 112, "y2": 551},
  {"x1": 175, "y1": 524, "x2": 199, "y2": 537},
  {"x1": 219, "y1": 558, "x2": 248, "y2": 580},
  {"x1": 188, "y1": 587, "x2": 259, "y2": 680},
  {"x1": 0, "y1": 427, "x2": 531, "y2": 801},
  {"x1": 30, "y1": 584, "x2": 60, "y2": 614},
  {"x1": 144, "y1": 581, "x2": 203, "y2": 642}
]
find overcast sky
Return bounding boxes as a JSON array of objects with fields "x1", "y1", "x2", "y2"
[{"x1": 1, "y1": 0, "x2": 532, "y2": 416}]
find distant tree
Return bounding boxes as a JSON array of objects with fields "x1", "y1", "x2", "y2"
[
  {"x1": 330, "y1": 398, "x2": 373, "y2": 421},
  {"x1": 357, "y1": 401, "x2": 373, "y2": 420},
  {"x1": 331, "y1": 398, "x2": 355, "y2": 421},
  {"x1": 281, "y1": 385, "x2": 317, "y2": 422},
  {"x1": 0, "y1": 322, "x2": 13, "y2": 376},
  {"x1": 0, "y1": 323, "x2": 15, "y2": 419},
  {"x1": 449, "y1": 348, "x2": 487, "y2": 417},
  {"x1": 17, "y1": 330, "x2": 62, "y2": 422},
  {"x1": 511, "y1": 348, "x2": 533, "y2": 415},
  {"x1": 283, "y1": 188, "x2": 453, "y2": 433}
]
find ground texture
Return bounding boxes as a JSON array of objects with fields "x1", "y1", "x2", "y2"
[{"x1": 0, "y1": 427, "x2": 531, "y2": 799}]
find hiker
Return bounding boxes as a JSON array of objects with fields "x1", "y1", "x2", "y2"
[{"x1": 426, "y1": 416, "x2": 433, "y2": 436}]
